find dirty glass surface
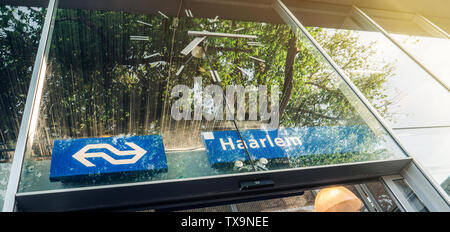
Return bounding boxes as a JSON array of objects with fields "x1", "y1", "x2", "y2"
[{"x1": 18, "y1": 3, "x2": 406, "y2": 193}]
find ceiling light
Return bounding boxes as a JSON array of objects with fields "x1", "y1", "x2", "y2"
[
  {"x1": 143, "y1": 53, "x2": 161, "y2": 59},
  {"x1": 185, "y1": 9, "x2": 194, "y2": 18},
  {"x1": 247, "y1": 41, "x2": 263, "y2": 46},
  {"x1": 176, "y1": 65, "x2": 185, "y2": 76}
]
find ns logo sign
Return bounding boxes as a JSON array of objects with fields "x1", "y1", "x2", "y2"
[{"x1": 49, "y1": 135, "x2": 168, "y2": 181}]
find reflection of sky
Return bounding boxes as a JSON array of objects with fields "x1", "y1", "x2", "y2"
[
  {"x1": 1, "y1": 6, "x2": 42, "y2": 32},
  {"x1": 387, "y1": 34, "x2": 450, "y2": 186},
  {"x1": 321, "y1": 29, "x2": 450, "y2": 186}
]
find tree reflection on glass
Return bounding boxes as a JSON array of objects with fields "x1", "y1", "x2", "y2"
[
  {"x1": 10, "y1": 7, "x2": 402, "y2": 191},
  {"x1": 0, "y1": 6, "x2": 46, "y2": 160}
]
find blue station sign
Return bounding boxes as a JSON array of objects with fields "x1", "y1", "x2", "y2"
[
  {"x1": 49, "y1": 135, "x2": 167, "y2": 181},
  {"x1": 201, "y1": 125, "x2": 375, "y2": 167}
]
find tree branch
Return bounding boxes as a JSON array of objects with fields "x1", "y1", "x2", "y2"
[{"x1": 279, "y1": 34, "x2": 298, "y2": 121}]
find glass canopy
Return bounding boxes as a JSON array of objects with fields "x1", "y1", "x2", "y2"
[{"x1": 17, "y1": 2, "x2": 407, "y2": 193}]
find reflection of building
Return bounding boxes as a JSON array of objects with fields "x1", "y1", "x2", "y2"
[{"x1": 0, "y1": 0, "x2": 449, "y2": 212}]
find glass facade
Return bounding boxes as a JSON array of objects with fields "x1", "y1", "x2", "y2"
[
  {"x1": 0, "y1": 4, "x2": 47, "y2": 209},
  {"x1": 1, "y1": 0, "x2": 449, "y2": 211},
  {"x1": 18, "y1": 4, "x2": 406, "y2": 193}
]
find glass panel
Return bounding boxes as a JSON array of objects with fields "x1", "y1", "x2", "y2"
[
  {"x1": 362, "y1": 8, "x2": 450, "y2": 90},
  {"x1": 232, "y1": 5, "x2": 406, "y2": 172},
  {"x1": 283, "y1": 3, "x2": 450, "y2": 197},
  {"x1": 394, "y1": 127, "x2": 450, "y2": 196},
  {"x1": 393, "y1": 179, "x2": 429, "y2": 212},
  {"x1": 0, "y1": 4, "x2": 47, "y2": 209},
  {"x1": 175, "y1": 180, "x2": 399, "y2": 212},
  {"x1": 18, "y1": 2, "x2": 407, "y2": 193}
]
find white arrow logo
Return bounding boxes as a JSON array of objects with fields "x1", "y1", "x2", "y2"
[{"x1": 72, "y1": 142, "x2": 147, "y2": 167}]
